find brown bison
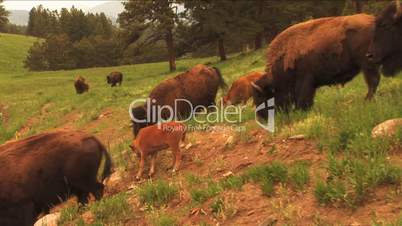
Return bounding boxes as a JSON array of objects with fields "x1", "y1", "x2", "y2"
[
  {"x1": 130, "y1": 64, "x2": 225, "y2": 136},
  {"x1": 0, "y1": 131, "x2": 112, "y2": 226},
  {"x1": 252, "y1": 14, "x2": 380, "y2": 116},
  {"x1": 107, "y1": 71, "x2": 123, "y2": 87},
  {"x1": 129, "y1": 122, "x2": 186, "y2": 180},
  {"x1": 223, "y1": 71, "x2": 265, "y2": 105},
  {"x1": 74, "y1": 76, "x2": 89, "y2": 94},
  {"x1": 367, "y1": 0, "x2": 402, "y2": 76}
]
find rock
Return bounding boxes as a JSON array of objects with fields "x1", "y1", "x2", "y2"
[
  {"x1": 225, "y1": 136, "x2": 235, "y2": 146},
  {"x1": 222, "y1": 171, "x2": 234, "y2": 178},
  {"x1": 288, "y1": 134, "x2": 306, "y2": 140},
  {"x1": 34, "y1": 212, "x2": 60, "y2": 226},
  {"x1": 185, "y1": 143, "x2": 193, "y2": 150},
  {"x1": 371, "y1": 118, "x2": 402, "y2": 138},
  {"x1": 105, "y1": 170, "x2": 124, "y2": 188}
]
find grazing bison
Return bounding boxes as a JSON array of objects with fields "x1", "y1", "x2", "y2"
[
  {"x1": 0, "y1": 131, "x2": 112, "y2": 226},
  {"x1": 252, "y1": 14, "x2": 380, "y2": 116},
  {"x1": 223, "y1": 71, "x2": 265, "y2": 105},
  {"x1": 367, "y1": 0, "x2": 402, "y2": 76},
  {"x1": 129, "y1": 122, "x2": 186, "y2": 180},
  {"x1": 74, "y1": 76, "x2": 89, "y2": 94},
  {"x1": 130, "y1": 64, "x2": 225, "y2": 136},
  {"x1": 107, "y1": 71, "x2": 123, "y2": 87}
]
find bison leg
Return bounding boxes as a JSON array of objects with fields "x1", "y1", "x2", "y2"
[
  {"x1": 136, "y1": 152, "x2": 146, "y2": 180},
  {"x1": 274, "y1": 90, "x2": 292, "y2": 112},
  {"x1": 295, "y1": 78, "x2": 316, "y2": 110},
  {"x1": 362, "y1": 67, "x2": 380, "y2": 100},
  {"x1": 149, "y1": 153, "x2": 157, "y2": 177},
  {"x1": 170, "y1": 143, "x2": 181, "y2": 173},
  {"x1": 76, "y1": 191, "x2": 89, "y2": 205}
]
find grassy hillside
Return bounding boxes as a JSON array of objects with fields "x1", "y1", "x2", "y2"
[
  {"x1": 1, "y1": 34, "x2": 402, "y2": 225},
  {"x1": 0, "y1": 33, "x2": 39, "y2": 74}
]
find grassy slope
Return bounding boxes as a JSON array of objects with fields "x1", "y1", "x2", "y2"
[
  {"x1": 0, "y1": 32, "x2": 265, "y2": 143},
  {"x1": 1, "y1": 33, "x2": 402, "y2": 225}
]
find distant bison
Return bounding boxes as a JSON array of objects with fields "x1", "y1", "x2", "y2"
[
  {"x1": 0, "y1": 131, "x2": 112, "y2": 226},
  {"x1": 130, "y1": 64, "x2": 225, "y2": 136},
  {"x1": 107, "y1": 71, "x2": 123, "y2": 87},
  {"x1": 252, "y1": 14, "x2": 380, "y2": 116},
  {"x1": 223, "y1": 71, "x2": 265, "y2": 105},
  {"x1": 367, "y1": 0, "x2": 402, "y2": 76},
  {"x1": 74, "y1": 76, "x2": 89, "y2": 94}
]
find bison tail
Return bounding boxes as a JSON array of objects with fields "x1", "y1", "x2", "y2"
[
  {"x1": 212, "y1": 67, "x2": 227, "y2": 89},
  {"x1": 99, "y1": 142, "x2": 113, "y2": 181}
]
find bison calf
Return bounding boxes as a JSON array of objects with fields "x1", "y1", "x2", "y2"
[
  {"x1": 74, "y1": 76, "x2": 89, "y2": 94},
  {"x1": 223, "y1": 71, "x2": 265, "y2": 105},
  {"x1": 130, "y1": 122, "x2": 186, "y2": 180},
  {"x1": 106, "y1": 71, "x2": 123, "y2": 87},
  {"x1": 0, "y1": 131, "x2": 112, "y2": 226}
]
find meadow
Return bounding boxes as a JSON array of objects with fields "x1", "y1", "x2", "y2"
[{"x1": 1, "y1": 32, "x2": 402, "y2": 225}]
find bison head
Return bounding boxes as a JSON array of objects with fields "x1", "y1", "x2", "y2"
[
  {"x1": 251, "y1": 74, "x2": 274, "y2": 119},
  {"x1": 367, "y1": 0, "x2": 402, "y2": 76}
]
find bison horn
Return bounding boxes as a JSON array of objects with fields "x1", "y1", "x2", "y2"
[{"x1": 251, "y1": 82, "x2": 263, "y2": 93}]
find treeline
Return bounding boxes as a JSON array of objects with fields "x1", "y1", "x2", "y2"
[
  {"x1": 118, "y1": 0, "x2": 393, "y2": 72},
  {"x1": 24, "y1": 6, "x2": 121, "y2": 71},
  {"x1": 0, "y1": 0, "x2": 393, "y2": 72}
]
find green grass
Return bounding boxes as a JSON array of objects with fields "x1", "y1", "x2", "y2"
[
  {"x1": 288, "y1": 161, "x2": 310, "y2": 190},
  {"x1": 58, "y1": 204, "x2": 82, "y2": 226},
  {"x1": 0, "y1": 33, "x2": 39, "y2": 74},
  {"x1": 89, "y1": 192, "x2": 131, "y2": 224},
  {"x1": 137, "y1": 180, "x2": 178, "y2": 207},
  {"x1": 151, "y1": 211, "x2": 178, "y2": 226},
  {"x1": 315, "y1": 155, "x2": 402, "y2": 208}
]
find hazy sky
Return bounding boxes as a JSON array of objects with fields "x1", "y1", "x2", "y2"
[{"x1": 3, "y1": 1, "x2": 111, "y2": 11}]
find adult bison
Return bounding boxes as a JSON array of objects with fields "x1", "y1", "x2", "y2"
[
  {"x1": 367, "y1": 0, "x2": 402, "y2": 76},
  {"x1": 74, "y1": 76, "x2": 89, "y2": 94},
  {"x1": 130, "y1": 64, "x2": 225, "y2": 136},
  {"x1": 252, "y1": 14, "x2": 380, "y2": 116},
  {"x1": 0, "y1": 131, "x2": 112, "y2": 226},
  {"x1": 107, "y1": 71, "x2": 123, "y2": 87}
]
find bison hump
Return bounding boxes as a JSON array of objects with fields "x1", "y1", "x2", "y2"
[{"x1": 267, "y1": 14, "x2": 374, "y2": 73}]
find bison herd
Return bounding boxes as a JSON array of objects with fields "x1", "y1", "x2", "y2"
[{"x1": 1, "y1": 2, "x2": 402, "y2": 225}]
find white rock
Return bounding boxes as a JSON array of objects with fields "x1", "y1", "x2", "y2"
[
  {"x1": 288, "y1": 134, "x2": 306, "y2": 140},
  {"x1": 222, "y1": 171, "x2": 234, "y2": 177},
  {"x1": 34, "y1": 212, "x2": 60, "y2": 226},
  {"x1": 371, "y1": 118, "x2": 402, "y2": 138},
  {"x1": 185, "y1": 143, "x2": 193, "y2": 150},
  {"x1": 104, "y1": 171, "x2": 124, "y2": 187},
  {"x1": 225, "y1": 136, "x2": 234, "y2": 145}
]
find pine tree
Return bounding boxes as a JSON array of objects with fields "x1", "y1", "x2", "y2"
[
  {"x1": 119, "y1": 0, "x2": 179, "y2": 72},
  {"x1": 0, "y1": 0, "x2": 9, "y2": 31}
]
